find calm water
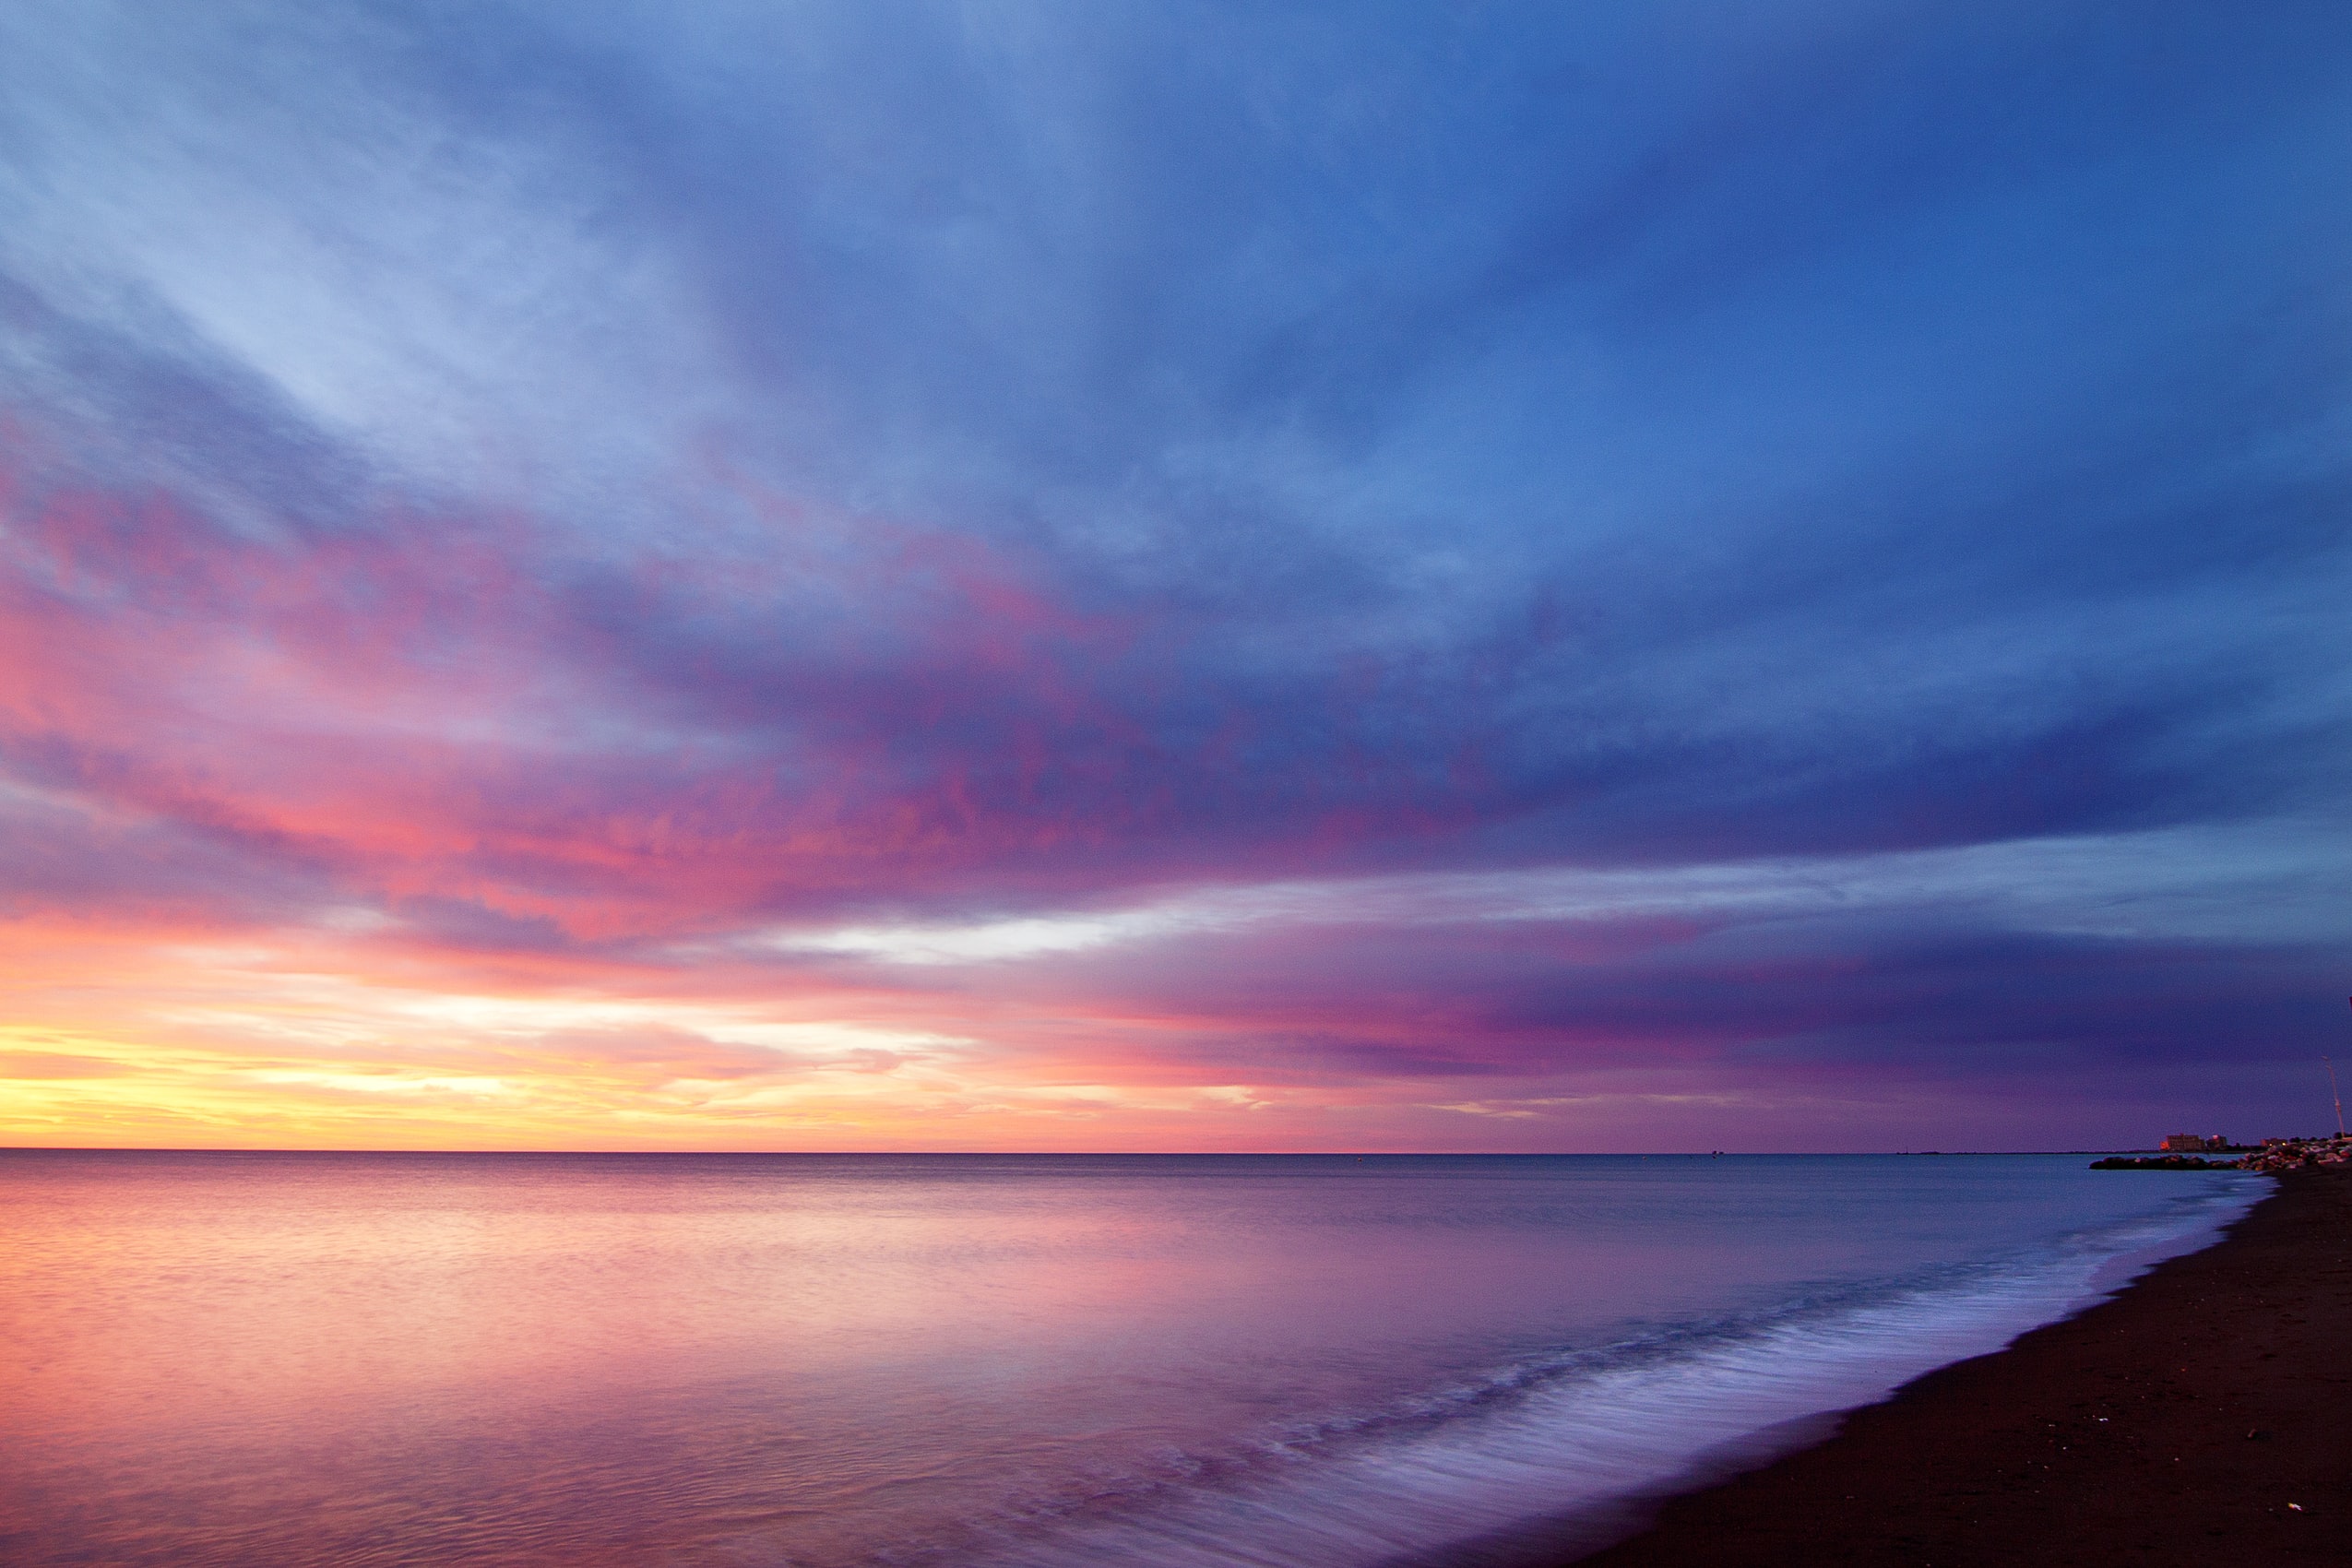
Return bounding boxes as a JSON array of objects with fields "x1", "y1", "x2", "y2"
[{"x1": 0, "y1": 1152, "x2": 2260, "y2": 1566}]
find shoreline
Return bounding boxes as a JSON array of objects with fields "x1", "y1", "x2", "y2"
[{"x1": 1550, "y1": 1168, "x2": 2350, "y2": 1564}]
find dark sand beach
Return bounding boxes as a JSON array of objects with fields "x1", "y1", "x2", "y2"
[{"x1": 1565, "y1": 1168, "x2": 2351, "y2": 1564}]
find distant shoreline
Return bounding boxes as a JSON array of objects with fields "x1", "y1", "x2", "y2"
[
  {"x1": 0, "y1": 1146, "x2": 2305, "y2": 1157},
  {"x1": 1558, "y1": 1168, "x2": 2349, "y2": 1565}
]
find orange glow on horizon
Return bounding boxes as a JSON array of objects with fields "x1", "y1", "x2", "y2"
[{"x1": 0, "y1": 914, "x2": 1551, "y2": 1153}]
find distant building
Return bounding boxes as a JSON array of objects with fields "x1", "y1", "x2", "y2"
[{"x1": 2159, "y1": 1134, "x2": 2227, "y2": 1153}]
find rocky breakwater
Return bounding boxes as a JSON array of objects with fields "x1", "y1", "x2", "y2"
[
  {"x1": 2233, "y1": 1133, "x2": 2352, "y2": 1172},
  {"x1": 2091, "y1": 1134, "x2": 2351, "y2": 1171}
]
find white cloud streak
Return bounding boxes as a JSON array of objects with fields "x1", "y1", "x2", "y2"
[{"x1": 767, "y1": 818, "x2": 2352, "y2": 967}]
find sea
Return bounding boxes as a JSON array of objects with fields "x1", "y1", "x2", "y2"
[{"x1": 0, "y1": 1151, "x2": 2262, "y2": 1567}]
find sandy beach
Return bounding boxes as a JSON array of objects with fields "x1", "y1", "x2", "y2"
[{"x1": 1563, "y1": 1167, "x2": 2351, "y2": 1565}]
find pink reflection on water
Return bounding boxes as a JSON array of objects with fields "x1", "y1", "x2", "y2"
[{"x1": 1, "y1": 1151, "x2": 2217, "y2": 1567}]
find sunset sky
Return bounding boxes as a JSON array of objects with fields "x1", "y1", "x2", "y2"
[{"x1": 2, "y1": 0, "x2": 2346, "y2": 1151}]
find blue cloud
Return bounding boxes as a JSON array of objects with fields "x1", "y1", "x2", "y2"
[{"x1": 1, "y1": 0, "x2": 2346, "y2": 1135}]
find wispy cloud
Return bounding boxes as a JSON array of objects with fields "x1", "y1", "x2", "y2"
[{"x1": 2, "y1": 0, "x2": 2346, "y2": 1148}]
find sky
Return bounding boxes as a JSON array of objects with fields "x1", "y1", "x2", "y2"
[{"x1": 1, "y1": 0, "x2": 2346, "y2": 1152}]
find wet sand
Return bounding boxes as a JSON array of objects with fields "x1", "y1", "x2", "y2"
[{"x1": 1566, "y1": 1167, "x2": 2351, "y2": 1565}]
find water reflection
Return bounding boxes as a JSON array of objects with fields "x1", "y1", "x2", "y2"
[{"x1": 0, "y1": 1152, "x2": 2253, "y2": 1566}]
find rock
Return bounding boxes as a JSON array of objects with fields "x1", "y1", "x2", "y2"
[
  {"x1": 2091, "y1": 1134, "x2": 2352, "y2": 1172},
  {"x1": 2227, "y1": 1134, "x2": 2352, "y2": 1174}
]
